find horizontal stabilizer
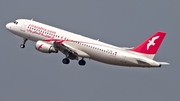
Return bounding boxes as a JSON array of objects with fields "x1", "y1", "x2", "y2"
[{"x1": 158, "y1": 62, "x2": 170, "y2": 65}]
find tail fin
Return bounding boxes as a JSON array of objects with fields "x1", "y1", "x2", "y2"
[{"x1": 131, "y1": 31, "x2": 166, "y2": 59}]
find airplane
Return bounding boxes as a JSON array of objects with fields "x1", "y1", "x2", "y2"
[{"x1": 6, "y1": 19, "x2": 169, "y2": 67}]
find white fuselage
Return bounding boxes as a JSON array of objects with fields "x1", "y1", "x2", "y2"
[{"x1": 6, "y1": 19, "x2": 161, "y2": 67}]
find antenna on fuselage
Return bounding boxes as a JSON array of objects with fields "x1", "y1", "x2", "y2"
[{"x1": 31, "y1": 18, "x2": 33, "y2": 21}]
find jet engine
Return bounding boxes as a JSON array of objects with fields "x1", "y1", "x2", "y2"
[{"x1": 35, "y1": 41, "x2": 58, "y2": 53}]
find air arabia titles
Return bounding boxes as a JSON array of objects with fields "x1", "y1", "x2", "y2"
[{"x1": 27, "y1": 24, "x2": 56, "y2": 39}]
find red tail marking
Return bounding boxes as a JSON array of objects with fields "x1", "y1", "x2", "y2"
[{"x1": 132, "y1": 31, "x2": 166, "y2": 54}]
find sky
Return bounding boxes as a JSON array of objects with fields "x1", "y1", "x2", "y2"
[{"x1": 0, "y1": 0, "x2": 180, "y2": 101}]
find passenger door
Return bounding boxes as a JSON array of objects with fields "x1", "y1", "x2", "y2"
[
  {"x1": 20, "y1": 21, "x2": 29, "y2": 32},
  {"x1": 20, "y1": 21, "x2": 31, "y2": 39}
]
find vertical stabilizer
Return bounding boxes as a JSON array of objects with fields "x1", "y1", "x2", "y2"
[{"x1": 131, "y1": 31, "x2": 166, "y2": 59}]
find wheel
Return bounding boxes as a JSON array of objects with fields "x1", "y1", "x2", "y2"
[
  {"x1": 20, "y1": 44, "x2": 25, "y2": 48},
  {"x1": 62, "y1": 58, "x2": 70, "y2": 64},
  {"x1": 78, "y1": 59, "x2": 86, "y2": 66}
]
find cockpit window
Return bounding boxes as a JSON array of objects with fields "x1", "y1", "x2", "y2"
[{"x1": 13, "y1": 21, "x2": 18, "y2": 24}]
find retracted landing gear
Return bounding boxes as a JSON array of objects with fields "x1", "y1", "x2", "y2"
[
  {"x1": 20, "y1": 39, "x2": 27, "y2": 48},
  {"x1": 62, "y1": 58, "x2": 70, "y2": 64},
  {"x1": 78, "y1": 58, "x2": 86, "y2": 66}
]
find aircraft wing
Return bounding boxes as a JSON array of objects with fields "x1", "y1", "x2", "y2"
[{"x1": 53, "y1": 41, "x2": 90, "y2": 59}]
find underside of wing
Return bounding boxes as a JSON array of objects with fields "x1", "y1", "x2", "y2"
[{"x1": 53, "y1": 41, "x2": 90, "y2": 59}]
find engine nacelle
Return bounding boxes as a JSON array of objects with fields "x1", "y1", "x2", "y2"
[{"x1": 35, "y1": 41, "x2": 58, "y2": 53}]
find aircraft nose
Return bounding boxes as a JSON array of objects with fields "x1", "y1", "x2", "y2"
[{"x1": 6, "y1": 23, "x2": 11, "y2": 30}]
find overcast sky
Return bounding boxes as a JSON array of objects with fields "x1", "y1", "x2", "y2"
[{"x1": 0, "y1": 0, "x2": 180, "y2": 101}]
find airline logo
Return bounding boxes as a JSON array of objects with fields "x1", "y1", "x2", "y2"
[
  {"x1": 147, "y1": 36, "x2": 159, "y2": 50},
  {"x1": 38, "y1": 44, "x2": 43, "y2": 49},
  {"x1": 129, "y1": 31, "x2": 165, "y2": 54}
]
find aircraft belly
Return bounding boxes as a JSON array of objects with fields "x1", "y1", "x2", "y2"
[{"x1": 87, "y1": 51, "x2": 119, "y2": 65}]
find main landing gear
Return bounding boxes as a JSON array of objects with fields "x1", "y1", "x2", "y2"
[
  {"x1": 78, "y1": 58, "x2": 86, "y2": 66},
  {"x1": 62, "y1": 58, "x2": 70, "y2": 64},
  {"x1": 20, "y1": 39, "x2": 27, "y2": 48},
  {"x1": 62, "y1": 57, "x2": 86, "y2": 66}
]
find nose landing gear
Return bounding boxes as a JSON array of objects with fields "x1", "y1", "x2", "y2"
[
  {"x1": 20, "y1": 44, "x2": 25, "y2": 48},
  {"x1": 20, "y1": 39, "x2": 27, "y2": 48}
]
